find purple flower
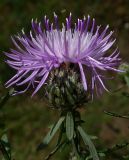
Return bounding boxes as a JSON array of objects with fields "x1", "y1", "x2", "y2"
[{"x1": 5, "y1": 13, "x2": 122, "y2": 97}]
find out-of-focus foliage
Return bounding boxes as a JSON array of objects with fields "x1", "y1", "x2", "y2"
[
  {"x1": 0, "y1": 88, "x2": 13, "y2": 160},
  {"x1": 0, "y1": 0, "x2": 129, "y2": 160}
]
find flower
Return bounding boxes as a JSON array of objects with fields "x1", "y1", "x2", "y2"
[{"x1": 5, "y1": 13, "x2": 121, "y2": 97}]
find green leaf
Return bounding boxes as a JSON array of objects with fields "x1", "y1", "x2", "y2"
[
  {"x1": 37, "y1": 116, "x2": 65, "y2": 151},
  {"x1": 55, "y1": 125, "x2": 63, "y2": 147},
  {"x1": 72, "y1": 139, "x2": 80, "y2": 159},
  {"x1": 77, "y1": 126, "x2": 99, "y2": 160},
  {"x1": 66, "y1": 112, "x2": 74, "y2": 141},
  {"x1": 0, "y1": 134, "x2": 11, "y2": 160},
  {"x1": 59, "y1": 141, "x2": 68, "y2": 152},
  {"x1": 124, "y1": 75, "x2": 129, "y2": 87}
]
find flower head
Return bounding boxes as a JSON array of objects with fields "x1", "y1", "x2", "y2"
[{"x1": 5, "y1": 13, "x2": 121, "y2": 97}]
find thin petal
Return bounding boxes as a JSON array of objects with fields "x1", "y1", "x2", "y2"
[
  {"x1": 32, "y1": 71, "x2": 49, "y2": 96},
  {"x1": 78, "y1": 62, "x2": 87, "y2": 90}
]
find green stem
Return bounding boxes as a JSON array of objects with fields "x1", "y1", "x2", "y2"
[
  {"x1": 104, "y1": 110, "x2": 129, "y2": 119},
  {"x1": 99, "y1": 142, "x2": 129, "y2": 154},
  {"x1": 45, "y1": 141, "x2": 66, "y2": 160}
]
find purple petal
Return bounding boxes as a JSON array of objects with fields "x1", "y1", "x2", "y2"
[
  {"x1": 78, "y1": 62, "x2": 87, "y2": 90},
  {"x1": 32, "y1": 71, "x2": 49, "y2": 96}
]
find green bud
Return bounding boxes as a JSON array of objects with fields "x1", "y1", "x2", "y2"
[
  {"x1": 118, "y1": 63, "x2": 129, "y2": 86},
  {"x1": 118, "y1": 63, "x2": 129, "y2": 75}
]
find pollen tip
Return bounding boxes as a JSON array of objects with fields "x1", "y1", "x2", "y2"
[
  {"x1": 54, "y1": 12, "x2": 57, "y2": 17},
  {"x1": 44, "y1": 15, "x2": 46, "y2": 18},
  {"x1": 35, "y1": 18, "x2": 37, "y2": 23},
  {"x1": 107, "y1": 24, "x2": 109, "y2": 28},
  {"x1": 22, "y1": 28, "x2": 25, "y2": 34},
  {"x1": 87, "y1": 14, "x2": 90, "y2": 18}
]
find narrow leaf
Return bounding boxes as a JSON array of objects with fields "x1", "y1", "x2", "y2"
[
  {"x1": 66, "y1": 112, "x2": 74, "y2": 140},
  {"x1": 37, "y1": 116, "x2": 65, "y2": 151},
  {"x1": 125, "y1": 75, "x2": 129, "y2": 87},
  {"x1": 78, "y1": 126, "x2": 99, "y2": 160},
  {"x1": 0, "y1": 134, "x2": 11, "y2": 160},
  {"x1": 55, "y1": 125, "x2": 63, "y2": 147}
]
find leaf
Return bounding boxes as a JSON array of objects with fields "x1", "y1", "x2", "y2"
[
  {"x1": 44, "y1": 141, "x2": 66, "y2": 160},
  {"x1": 66, "y1": 112, "x2": 74, "y2": 141},
  {"x1": 37, "y1": 116, "x2": 65, "y2": 151},
  {"x1": 59, "y1": 141, "x2": 68, "y2": 152},
  {"x1": 77, "y1": 126, "x2": 99, "y2": 160},
  {"x1": 124, "y1": 75, "x2": 129, "y2": 87},
  {"x1": 0, "y1": 134, "x2": 11, "y2": 160},
  {"x1": 55, "y1": 125, "x2": 63, "y2": 147},
  {"x1": 72, "y1": 139, "x2": 80, "y2": 159}
]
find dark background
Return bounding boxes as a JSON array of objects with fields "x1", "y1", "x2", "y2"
[{"x1": 0, "y1": 0, "x2": 129, "y2": 159}]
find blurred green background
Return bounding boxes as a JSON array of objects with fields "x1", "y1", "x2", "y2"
[{"x1": 0, "y1": 0, "x2": 129, "y2": 159}]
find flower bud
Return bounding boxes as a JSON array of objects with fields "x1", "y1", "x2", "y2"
[
  {"x1": 46, "y1": 65, "x2": 89, "y2": 110},
  {"x1": 118, "y1": 63, "x2": 129, "y2": 75}
]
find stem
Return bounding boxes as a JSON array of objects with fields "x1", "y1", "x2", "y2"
[
  {"x1": 104, "y1": 110, "x2": 129, "y2": 119},
  {"x1": 99, "y1": 142, "x2": 129, "y2": 154},
  {"x1": 0, "y1": 89, "x2": 14, "y2": 109},
  {"x1": 45, "y1": 141, "x2": 66, "y2": 160},
  {"x1": 97, "y1": 142, "x2": 129, "y2": 159}
]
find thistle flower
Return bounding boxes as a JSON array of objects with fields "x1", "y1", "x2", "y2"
[{"x1": 5, "y1": 13, "x2": 121, "y2": 97}]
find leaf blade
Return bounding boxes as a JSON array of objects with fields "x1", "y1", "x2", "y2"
[
  {"x1": 0, "y1": 134, "x2": 11, "y2": 160},
  {"x1": 77, "y1": 126, "x2": 99, "y2": 160},
  {"x1": 66, "y1": 112, "x2": 74, "y2": 141},
  {"x1": 37, "y1": 116, "x2": 65, "y2": 151}
]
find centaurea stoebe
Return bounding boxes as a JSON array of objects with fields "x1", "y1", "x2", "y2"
[
  {"x1": 4, "y1": 13, "x2": 124, "y2": 160},
  {"x1": 5, "y1": 13, "x2": 121, "y2": 97}
]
